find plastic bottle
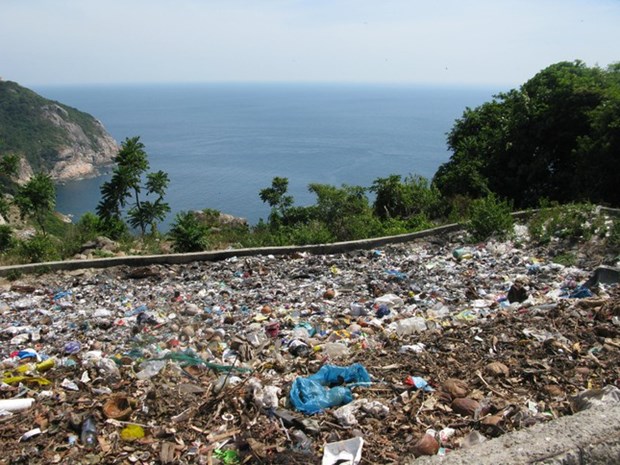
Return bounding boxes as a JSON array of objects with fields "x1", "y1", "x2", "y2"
[
  {"x1": 292, "y1": 429, "x2": 313, "y2": 452},
  {"x1": 80, "y1": 416, "x2": 97, "y2": 449}
]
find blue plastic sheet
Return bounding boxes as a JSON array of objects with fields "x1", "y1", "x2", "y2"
[
  {"x1": 569, "y1": 286, "x2": 593, "y2": 299},
  {"x1": 289, "y1": 364, "x2": 371, "y2": 415}
]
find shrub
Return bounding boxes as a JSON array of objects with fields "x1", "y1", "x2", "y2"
[
  {"x1": 18, "y1": 234, "x2": 60, "y2": 263},
  {"x1": 466, "y1": 194, "x2": 514, "y2": 242},
  {"x1": 528, "y1": 203, "x2": 606, "y2": 244},
  {"x1": 0, "y1": 225, "x2": 14, "y2": 252},
  {"x1": 76, "y1": 212, "x2": 102, "y2": 241},
  {"x1": 607, "y1": 218, "x2": 620, "y2": 250},
  {"x1": 552, "y1": 252, "x2": 577, "y2": 266},
  {"x1": 169, "y1": 211, "x2": 209, "y2": 252}
]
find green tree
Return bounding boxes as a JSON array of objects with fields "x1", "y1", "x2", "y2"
[
  {"x1": 0, "y1": 153, "x2": 19, "y2": 218},
  {"x1": 434, "y1": 60, "x2": 619, "y2": 207},
  {"x1": 128, "y1": 171, "x2": 170, "y2": 234},
  {"x1": 97, "y1": 137, "x2": 170, "y2": 237},
  {"x1": 259, "y1": 176, "x2": 294, "y2": 225},
  {"x1": 15, "y1": 173, "x2": 56, "y2": 236},
  {"x1": 308, "y1": 183, "x2": 377, "y2": 241}
]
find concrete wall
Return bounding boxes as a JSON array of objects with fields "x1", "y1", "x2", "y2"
[
  {"x1": 412, "y1": 403, "x2": 620, "y2": 465},
  {"x1": 1, "y1": 207, "x2": 617, "y2": 278},
  {"x1": 0, "y1": 222, "x2": 463, "y2": 277}
]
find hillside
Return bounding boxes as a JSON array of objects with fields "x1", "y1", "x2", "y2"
[{"x1": 0, "y1": 79, "x2": 117, "y2": 182}]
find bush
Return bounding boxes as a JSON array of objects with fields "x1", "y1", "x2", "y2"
[
  {"x1": 76, "y1": 212, "x2": 102, "y2": 241},
  {"x1": 0, "y1": 225, "x2": 14, "y2": 252},
  {"x1": 528, "y1": 203, "x2": 606, "y2": 244},
  {"x1": 169, "y1": 211, "x2": 209, "y2": 252},
  {"x1": 466, "y1": 194, "x2": 514, "y2": 242},
  {"x1": 18, "y1": 234, "x2": 60, "y2": 263},
  {"x1": 609, "y1": 218, "x2": 620, "y2": 249}
]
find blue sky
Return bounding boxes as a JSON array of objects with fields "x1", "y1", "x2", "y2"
[{"x1": 1, "y1": 0, "x2": 618, "y2": 86}]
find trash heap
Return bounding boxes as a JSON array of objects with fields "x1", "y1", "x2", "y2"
[{"x1": 1, "y1": 227, "x2": 619, "y2": 464}]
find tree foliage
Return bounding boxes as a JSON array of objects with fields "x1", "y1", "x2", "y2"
[
  {"x1": 15, "y1": 173, "x2": 56, "y2": 236},
  {"x1": 169, "y1": 211, "x2": 209, "y2": 252},
  {"x1": 434, "y1": 61, "x2": 620, "y2": 207},
  {"x1": 259, "y1": 176, "x2": 294, "y2": 225},
  {"x1": 370, "y1": 174, "x2": 443, "y2": 220},
  {"x1": 97, "y1": 137, "x2": 170, "y2": 237}
]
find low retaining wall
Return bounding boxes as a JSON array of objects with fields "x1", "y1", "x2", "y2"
[
  {"x1": 0, "y1": 222, "x2": 463, "y2": 277},
  {"x1": 412, "y1": 403, "x2": 620, "y2": 465},
  {"x1": 1, "y1": 206, "x2": 617, "y2": 278}
]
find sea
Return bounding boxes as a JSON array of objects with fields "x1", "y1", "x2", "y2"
[{"x1": 33, "y1": 83, "x2": 501, "y2": 229}]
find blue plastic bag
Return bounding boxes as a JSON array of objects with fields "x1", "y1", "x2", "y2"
[{"x1": 289, "y1": 364, "x2": 371, "y2": 414}]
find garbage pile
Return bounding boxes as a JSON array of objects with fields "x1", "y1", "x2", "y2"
[{"x1": 1, "y1": 229, "x2": 619, "y2": 464}]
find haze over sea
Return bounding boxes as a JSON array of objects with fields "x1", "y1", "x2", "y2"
[{"x1": 35, "y1": 83, "x2": 500, "y2": 228}]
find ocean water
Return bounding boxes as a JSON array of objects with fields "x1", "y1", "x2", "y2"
[{"x1": 34, "y1": 83, "x2": 499, "y2": 227}]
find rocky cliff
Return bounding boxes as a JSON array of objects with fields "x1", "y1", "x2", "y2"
[{"x1": 0, "y1": 79, "x2": 118, "y2": 183}]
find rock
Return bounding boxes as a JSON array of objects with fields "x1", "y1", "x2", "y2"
[
  {"x1": 412, "y1": 434, "x2": 439, "y2": 457},
  {"x1": 443, "y1": 378, "x2": 469, "y2": 399},
  {"x1": 451, "y1": 398, "x2": 481, "y2": 417},
  {"x1": 485, "y1": 362, "x2": 510, "y2": 377}
]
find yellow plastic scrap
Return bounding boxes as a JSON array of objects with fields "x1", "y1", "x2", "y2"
[
  {"x1": 2, "y1": 375, "x2": 51, "y2": 386},
  {"x1": 120, "y1": 424, "x2": 145, "y2": 441},
  {"x1": 454, "y1": 310, "x2": 476, "y2": 321},
  {"x1": 330, "y1": 265, "x2": 341, "y2": 275},
  {"x1": 36, "y1": 359, "x2": 55, "y2": 372}
]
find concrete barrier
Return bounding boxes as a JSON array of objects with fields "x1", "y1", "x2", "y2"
[
  {"x1": 411, "y1": 403, "x2": 620, "y2": 465},
  {"x1": 0, "y1": 222, "x2": 463, "y2": 277},
  {"x1": 0, "y1": 206, "x2": 616, "y2": 278}
]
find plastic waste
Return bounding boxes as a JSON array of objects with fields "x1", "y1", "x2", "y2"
[
  {"x1": 568, "y1": 285, "x2": 593, "y2": 299},
  {"x1": 350, "y1": 302, "x2": 367, "y2": 316},
  {"x1": 120, "y1": 424, "x2": 145, "y2": 441},
  {"x1": 399, "y1": 343, "x2": 426, "y2": 354},
  {"x1": 405, "y1": 376, "x2": 434, "y2": 392},
  {"x1": 389, "y1": 317, "x2": 427, "y2": 336},
  {"x1": 375, "y1": 305, "x2": 391, "y2": 318},
  {"x1": 453, "y1": 247, "x2": 473, "y2": 260},
  {"x1": 0, "y1": 398, "x2": 35, "y2": 412},
  {"x1": 289, "y1": 364, "x2": 371, "y2": 415},
  {"x1": 333, "y1": 399, "x2": 390, "y2": 427},
  {"x1": 214, "y1": 374, "x2": 242, "y2": 393},
  {"x1": 322, "y1": 437, "x2": 364, "y2": 465},
  {"x1": 292, "y1": 322, "x2": 316, "y2": 338},
  {"x1": 248, "y1": 379, "x2": 281, "y2": 409},
  {"x1": 20, "y1": 428, "x2": 42, "y2": 441},
  {"x1": 292, "y1": 429, "x2": 313, "y2": 452},
  {"x1": 64, "y1": 341, "x2": 81, "y2": 354},
  {"x1": 570, "y1": 385, "x2": 620, "y2": 412},
  {"x1": 265, "y1": 321, "x2": 280, "y2": 338},
  {"x1": 321, "y1": 342, "x2": 350, "y2": 358},
  {"x1": 80, "y1": 416, "x2": 97, "y2": 449},
  {"x1": 213, "y1": 449, "x2": 240, "y2": 465},
  {"x1": 289, "y1": 339, "x2": 311, "y2": 357},
  {"x1": 135, "y1": 360, "x2": 167, "y2": 380},
  {"x1": 374, "y1": 293, "x2": 404, "y2": 309}
]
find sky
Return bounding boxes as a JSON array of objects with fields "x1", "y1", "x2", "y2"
[{"x1": 1, "y1": 0, "x2": 619, "y2": 87}]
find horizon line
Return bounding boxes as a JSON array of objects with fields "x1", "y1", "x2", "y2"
[{"x1": 26, "y1": 79, "x2": 515, "y2": 91}]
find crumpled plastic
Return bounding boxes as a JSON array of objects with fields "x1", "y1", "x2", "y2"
[
  {"x1": 333, "y1": 399, "x2": 390, "y2": 426},
  {"x1": 570, "y1": 385, "x2": 620, "y2": 412},
  {"x1": 322, "y1": 437, "x2": 364, "y2": 465},
  {"x1": 289, "y1": 363, "x2": 371, "y2": 415}
]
